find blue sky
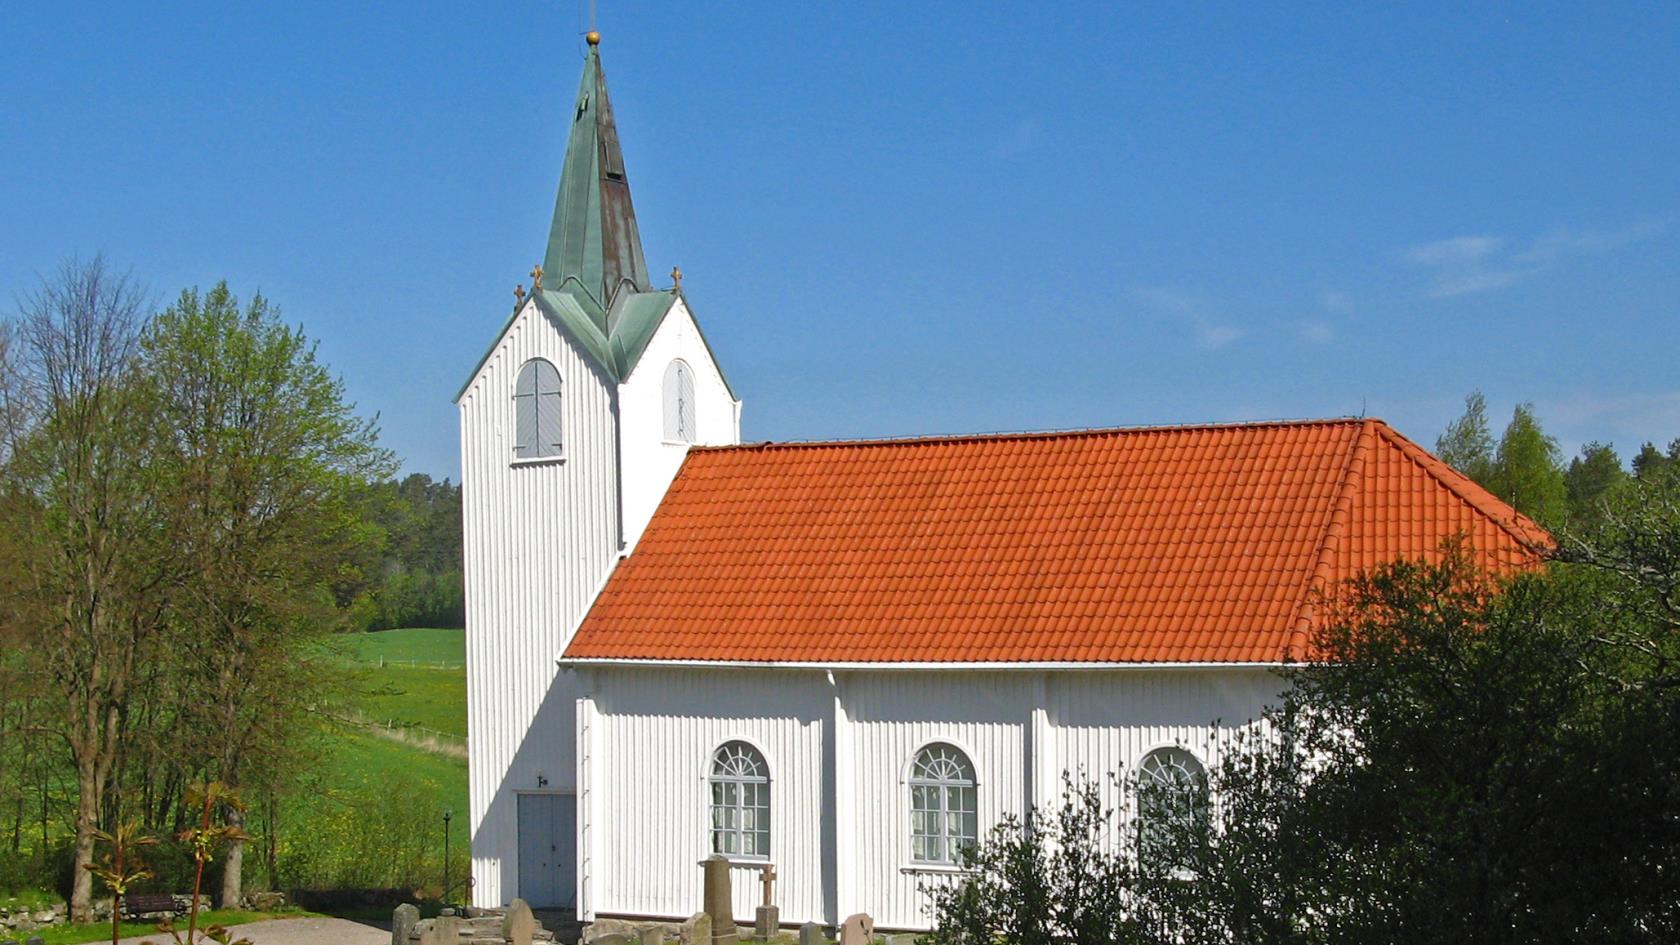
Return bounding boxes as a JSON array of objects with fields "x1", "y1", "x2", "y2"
[{"x1": 3, "y1": 2, "x2": 1676, "y2": 479}]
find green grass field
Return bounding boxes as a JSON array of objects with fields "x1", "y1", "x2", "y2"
[
  {"x1": 339, "y1": 627, "x2": 467, "y2": 666},
  {"x1": 272, "y1": 627, "x2": 469, "y2": 892},
  {"x1": 352, "y1": 663, "x2": 468, "y2": 738}
]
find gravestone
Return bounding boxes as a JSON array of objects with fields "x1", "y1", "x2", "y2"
[
  {"x1": 679, "y1": 912, "x2": 712, "y2": 945},
  {"x1": 799, "y1": 921, "x2": 825, "y2": 945},
  {"x1": 754, "y1": 864, "x2": 779, "y2": 939},
  {"x1": 391, "y1": 903, "x2": 420, "y2": 945},
  {"x1": 702, "y1": 855, "x2": 736, "y2": 945},
  {"x1": 594, "y1": 935, "x2": 634, "y2": 945},
  {"x1": 23, "y1": 938, "x2": 42, "y2": 945},
  {"x1": 838, "y1": 914, "x2": 873, "y2": 945},
  {"x1": 419, "y1": 915, "x2": 461, "y2": 945},
  {"x1": 640, "y1": 927, "x2": 667, "y2": 945},
  {"x1": 503, "y1": 898, "x2": 536, "y2": 945}
]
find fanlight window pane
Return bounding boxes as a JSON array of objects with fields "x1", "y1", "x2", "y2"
[
  {"x1": 909, "y1": 743, "x2": 977, "y2": 864},
  {"x1": 1136, "y1": 747, "x2": 1210, "y2": 871},
  {"x1": 663, "y1": 359, "x2": 697, "y2": 443},
  {"x1": 710, "y1": 741, "x2": 770, "y2": 860},
  {"x1": 513, "y1": 359, "x2": 563, "y2": 460}
]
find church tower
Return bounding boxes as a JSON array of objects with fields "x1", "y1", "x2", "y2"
[{"x1": 456, "y1": 31, "x2": 741, "y2": 909}]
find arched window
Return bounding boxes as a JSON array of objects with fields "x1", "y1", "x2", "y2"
[
  {"x1": 663, "y1": 359, "x2": 696, "y2": 443},
  {"x1": 910, "y1": 743, "x2": 977, "y2": 864},
  {"x1": 710, "y1": 741, "x2": 769, "y2": 858},
  {"x1": 1136, "y1": 747, "x2": 1210, "y2": 869},
  {"x1": 513, "y1": 359, "x2": 563, "y2": 460}
]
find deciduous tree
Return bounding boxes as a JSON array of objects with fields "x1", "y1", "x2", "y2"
[
  {"x1": 1488, "y1": 403, "x2": 1567, "y2": 524},
  {"x1": 1435, "y1": 391, "x2": 1496, "y2": 485},
  {"x1": 140, "y1": 282, "x2": 393, "y2": 906},
  {"x1": 0, "y1": 257, "x2": 168, "y2": 921}
]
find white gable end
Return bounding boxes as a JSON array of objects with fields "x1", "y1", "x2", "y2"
[{"x1": 617, "y1": 296, "x2": 742, "y2": 551}]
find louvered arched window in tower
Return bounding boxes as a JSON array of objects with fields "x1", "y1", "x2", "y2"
[
  {"x1": 513, "y1": 358, "x2": 563, "y2": 460},
  {"x1": 663, "y1": 358, "x2": 696, "y2": 443}
]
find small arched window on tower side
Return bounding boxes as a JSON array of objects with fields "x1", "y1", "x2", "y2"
[
  {"x1": 710, "y1": 741, "x2": 769, "y2": 859},
  {"x1": 910, "y1": 742, "x2": 978, "y2": 864},
  {"x1": 1135, "y1": 746, "x2": 1210, "y2": 872},
  {"x1": 663, "y1": 358, "x2": 696, "y2": 443},
  {"x1": 513, "y1": 358, "x2": 563, "y2": 460}
]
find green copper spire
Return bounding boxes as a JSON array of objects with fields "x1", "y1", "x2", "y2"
[
  {"x1": 543, "y1": 38, "x2": 651, "y2": 319},
  {"x1": 459, "y1": 34, "x2": 736, "y2": 402}
]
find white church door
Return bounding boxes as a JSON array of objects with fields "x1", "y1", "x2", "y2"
[{"x1": 517, "y1": 793, "x2": 576, "y2": 909}]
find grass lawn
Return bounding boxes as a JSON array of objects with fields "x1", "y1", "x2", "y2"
[
  {"x1": 269, "y1": 631, "x2": 470, "y2": 891},
  {"x1": 299, "y1": 728, "x2": 468, "y2": 815},
  {"x1": 338, "y1": 627, "x2": 465, "y2": 666},
  {"x1": 350, "y1": 664, "x2": 467, "y2": 738},
  {"x1": 32, "y1": 909, "x2": 288, "y2": 945}
]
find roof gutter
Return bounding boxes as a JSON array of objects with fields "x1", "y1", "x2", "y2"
[{"x1": 555, "y1": 656, "x2": 1289, "y2": 672}]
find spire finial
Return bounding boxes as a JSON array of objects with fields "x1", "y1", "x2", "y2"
[{"x1": 586, "y1": 30, "x2": 600, "y2": 46}]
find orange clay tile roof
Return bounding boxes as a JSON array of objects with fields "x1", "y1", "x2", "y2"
[{"x1": 563, "y1": 418, "x2": 1549, "y2": 665}]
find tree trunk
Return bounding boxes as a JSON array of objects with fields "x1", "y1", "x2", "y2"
[
  {"x1": 70, "y1": 757, "x2": 100, "y2": 922},
  {"x1": 220, "y1": 804, "x2": 245, "y2": 909},
  {"x1": 263, "y1": 790, "x2": 279, "y2": 892}
]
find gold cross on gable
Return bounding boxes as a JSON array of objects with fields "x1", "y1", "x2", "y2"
[
  {"x1": 670, "y1": 265, "x2": 683, "y2": 290},
  {"x1": 514, "y1": 284, "x2": 526, "y2": 303},
  {"x1": 529, "y1": 265, "x2": 544, "y2": 291}
]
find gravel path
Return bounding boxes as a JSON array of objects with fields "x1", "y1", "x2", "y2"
[{"x1": 113, "y1": 915, "x2": 390, "y2": 945}]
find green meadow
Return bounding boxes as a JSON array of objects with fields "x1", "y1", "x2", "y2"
[{"x1": 276, "y1": 628, "x2": 469, "y2": 894}]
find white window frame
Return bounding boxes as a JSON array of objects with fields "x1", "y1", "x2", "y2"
[
  {"x1": 709, "y1": 741, "x2": 770, "y2": 860},
  {"x1": 1135, "y1": 745, "x2": 1209, "y2": 870},
  {"x1": 909, "y1": 742, "x2": 978, "y2": 865}
]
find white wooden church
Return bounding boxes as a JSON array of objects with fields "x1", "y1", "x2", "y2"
[{"x1": 458, "y1": 35, "x2": 1544, "y2": 931}]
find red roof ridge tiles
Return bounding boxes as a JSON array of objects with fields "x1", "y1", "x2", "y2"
[
  {"x1": 1285, "y1": 420, "x2": 1376, "y2": 659},
  {"x1": 565, "y1": 417, "x2": 1547, "y2": 666},
  {"x1": 1368, "y1": 422, "x2": 1552, "y2": 552},
  {"x1": 690, "y1": 416, "x2": 1373, "y2": 453}
]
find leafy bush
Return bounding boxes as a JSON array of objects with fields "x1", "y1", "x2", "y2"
[{"x1": 923, "y1": 776, "x2": 1154, "y2": 945}]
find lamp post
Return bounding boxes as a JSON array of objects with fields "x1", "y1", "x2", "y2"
[{"x1": 443, "y1": 808, "x2": 453, "y2": 908}]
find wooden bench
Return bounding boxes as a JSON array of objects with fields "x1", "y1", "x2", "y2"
[{"x1": 123, "y1": 892, "x2": 185, "y2": 919}]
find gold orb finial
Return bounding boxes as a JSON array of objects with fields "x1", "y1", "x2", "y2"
[{"x1": 586, "y1": 30, "x2": 601, "y2": 46}]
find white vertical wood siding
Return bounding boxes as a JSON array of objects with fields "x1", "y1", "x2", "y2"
[
  {"x1": 617, "y1": 299, "x2": 740, "y2": 552},
  {"x1": 841, "y1": 672, "x2": 1033, "y2": 930},
  {"x1": 459, "y1": 301, "x2": 624, "y2": 906},
  {"x1": 588, "y1": 667, "x2": 831, "y2": 924},
  {"x1": 585, "y1": 666, "x2": 1285, "y2": 930},
  {"x1": 1049, "y1": 670, "x2": 1280, "y2": 839}
]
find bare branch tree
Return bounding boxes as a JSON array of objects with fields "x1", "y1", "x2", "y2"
[{"x1": 0, "y1": 255, "x2": 168, "y2": 922}]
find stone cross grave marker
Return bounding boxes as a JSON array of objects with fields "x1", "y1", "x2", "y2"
[{"x1": 755, "y1": 864, "x2": 780, "y2": 939}]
